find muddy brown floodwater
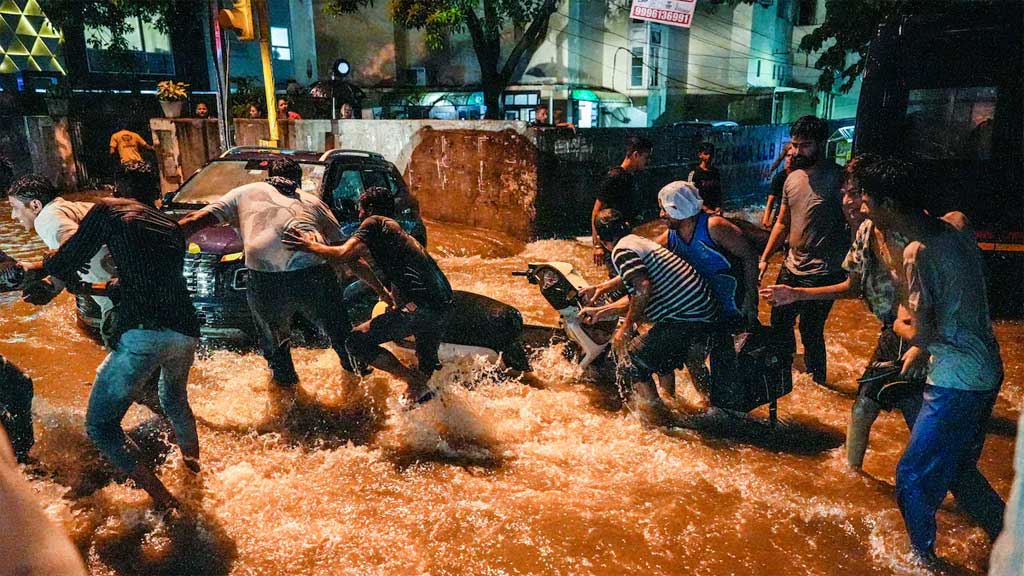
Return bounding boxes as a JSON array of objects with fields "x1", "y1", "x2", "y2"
[{"x1": 0, "y1": 192, "x2": 1020, "y2": 575}]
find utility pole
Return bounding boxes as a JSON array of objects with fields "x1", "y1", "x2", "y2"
[
  {"x1": 253, "y1": 0, "x2": 278, "y2": 146},
  {"x1": 208, "y1": 0, "x2": 231, "y2": 149}
]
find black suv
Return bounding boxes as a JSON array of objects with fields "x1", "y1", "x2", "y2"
[{"x1": 75, "y1": 147, "x2": 426, "y2": 341}]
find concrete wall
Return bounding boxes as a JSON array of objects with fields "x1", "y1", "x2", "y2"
[
  {"x1": 234, "y1": 119, "x2": 539, "y2": 239},
  {"x1": 226, "y1": 119, "x2": 796, "y2": 238},
  {"x1": 149, "y1": 118, "x2": 223, "y2": 194},
  {"x1": 0, "y1": 116, "x2": 78, "y2": 192}
]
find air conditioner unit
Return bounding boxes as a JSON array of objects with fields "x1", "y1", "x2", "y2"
[{"x1": 403, "y1": 67, "x2": 427, "y2": 86}]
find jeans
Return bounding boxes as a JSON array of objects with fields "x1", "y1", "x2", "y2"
[
  {"x1": 247, "y1": 265, "x2": 353, "y2": 383},
  {"x1": 86, "y1": 329, "x2": 198, "y2": 473},
  {"x1": 896, "y1": 384, "x2": 1005, "y2": 556},
  {"x1": 769, "y1": 268, "x2": 845, "y2": 384}
]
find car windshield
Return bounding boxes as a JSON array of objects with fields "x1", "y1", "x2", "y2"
[{"x1": 170, "y1": 159, "x2": 327, "y2": 205}]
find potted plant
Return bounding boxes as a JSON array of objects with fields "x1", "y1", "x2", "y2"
[{"x1": 156, "y1": 80, "x2": 189, "y2": 118}]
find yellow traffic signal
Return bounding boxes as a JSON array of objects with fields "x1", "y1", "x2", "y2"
[{"x1": 218, "y1": 0, "x2": 255, "y2": 41}]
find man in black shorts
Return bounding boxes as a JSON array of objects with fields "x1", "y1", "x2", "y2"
[
  {"x1": 284, "y1": 187, "x2": 453, "y2": 405},
  {"x1": 578, "y1": 209, "x2": 720, "y2": 413},
  {"x1": 590, "y1": 136, "x2": 653, "y2": 271}
]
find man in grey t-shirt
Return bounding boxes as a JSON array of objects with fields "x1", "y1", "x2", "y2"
[
  {"x1": 179, "y1": 157, "x2": 356, "y2": 386},
  {"x1": 758, "y1": 116, "x2": 849, "y2": 385}
]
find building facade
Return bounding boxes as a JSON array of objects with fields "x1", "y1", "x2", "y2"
[{"x1": 311, "y1": 0, "x2": 860, "y2": 126}]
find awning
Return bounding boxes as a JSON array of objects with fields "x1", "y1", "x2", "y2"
[{"x1": 571, "y1": 88, "x2": 631, "y2": 104}]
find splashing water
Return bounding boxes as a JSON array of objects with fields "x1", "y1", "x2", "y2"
[{"x1": 1, "y1": 205, "x2": 1020, "y2": 575}]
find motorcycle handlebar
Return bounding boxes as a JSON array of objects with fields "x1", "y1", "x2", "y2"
[{"x1": 510, "y1": 271, "x2": 530, "y2": 277}]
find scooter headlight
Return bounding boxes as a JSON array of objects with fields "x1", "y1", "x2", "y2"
[{"x1": 537, "y1": 268, "x2": 562, "y2": 291}]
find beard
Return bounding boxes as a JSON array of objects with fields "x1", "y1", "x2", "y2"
[{"x1": 790, "y1": 152, "x2": 818, "y2": 170}]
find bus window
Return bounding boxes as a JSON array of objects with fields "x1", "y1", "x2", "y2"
[{"x1": 903, "y1": 86, "x2": 997, "y2": 161}]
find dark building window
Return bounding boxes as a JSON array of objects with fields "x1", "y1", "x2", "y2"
[
  {"x1": 84, "y1": 17, "x2": 174, "y2": 75},
  {"x1": 631, "y1": 49, "x2": 644, "y2": 87},
  {"x1": 796, "y1": 0, "x2": 816, "y2": 26}
]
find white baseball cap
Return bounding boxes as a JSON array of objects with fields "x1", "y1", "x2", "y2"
[{"x1": 658, "y1": 181, "x2": 703, "y2": 219}]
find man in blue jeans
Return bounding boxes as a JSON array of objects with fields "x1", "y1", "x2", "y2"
[
  {"x1": 19, "y1": 163, "x2": 201, "y2": 510},
  {"x1": 858, "y1": 159, "x2": 1005, "y2": 562}
]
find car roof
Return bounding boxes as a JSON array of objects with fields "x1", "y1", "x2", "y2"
[
  {"x1": 219, "y1": 146, "x2": 391, "y2": 166},
  {"x1": 218, "y1": 146, "x2": 324, "y2": 163}
]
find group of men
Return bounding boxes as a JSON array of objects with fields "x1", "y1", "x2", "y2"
[
  {"x1": 0, "y1": 112, "x2": 1014, "y2": 564},
  {"x1": 577, "y1": 115, "x2": 1008, "y2": 564},
  {"x1": 2, "y1": 155, "x2": 454, "y2": 510}
]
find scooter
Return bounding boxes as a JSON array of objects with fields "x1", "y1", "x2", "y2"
[
  {"x1": 512, "y1": 262, "x2": 616, "y2": 371},
  {"x1": 514, "y1": 261, "x2": 791, "y2": 426}
]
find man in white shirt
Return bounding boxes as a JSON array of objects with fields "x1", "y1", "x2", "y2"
[
  {"x1": 179, "y1": 157, "x2": 358, "y2": 386},
  {"x1": 6, "y1": 174, "x2": 114, "y2": 313}
]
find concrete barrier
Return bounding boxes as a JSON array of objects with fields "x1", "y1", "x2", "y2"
[
  {"x1": 149, "y1": 119, "x2": 223, "y2": 194},
  {"x1": 0, "y1": 116, "x2": 78, "y2": 192}
]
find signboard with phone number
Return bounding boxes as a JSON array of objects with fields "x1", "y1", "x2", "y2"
[{"x1": 630, "y1": 0, "x2": 697, "y2": 28}]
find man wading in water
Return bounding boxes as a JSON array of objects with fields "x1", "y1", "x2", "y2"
[
  {"x1": 856, "y1": 158, "x2": 1005, "y2": 564},
  {"x1": 759, "y1": 115, "x2": 849, "y2": 386},
  {"x1": 653, "y1": 181, "x2": 759, "y2": 407},
  {"x1": 178, "y1": 157, "x2": 361, "y2": 387},
  {"x1": 577, "y1": 209, "x2": 720, "y2": 415},
  {"x1": 16, "y1": 163, "x2": 201, "y2": 510},
  {"x1": 591, "y1": 136, "x2": 653, "y2": 275},
  {"x1": 284, "y1": 186, "x2": 454, "y2": 406}
]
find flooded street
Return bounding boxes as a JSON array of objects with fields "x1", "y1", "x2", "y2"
[{"x1": 1, "y1": 192, "x2": 1021, "y2": 575}]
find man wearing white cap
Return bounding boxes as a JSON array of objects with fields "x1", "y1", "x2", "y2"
[
  {"x1": 654, "y1": 181, "x2": 760, "y2": 403},
  {"x1": 657, "y1": 181, "x2": 759, "y2": 323}
]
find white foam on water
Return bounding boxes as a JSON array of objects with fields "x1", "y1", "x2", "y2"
[{"x1": 1, "y1": 227, "x2": 1016, "y2": 575}]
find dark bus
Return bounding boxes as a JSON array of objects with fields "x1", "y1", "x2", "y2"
[{"x1": 853, "y1": 0, "x2": 1023, "y2": 316}]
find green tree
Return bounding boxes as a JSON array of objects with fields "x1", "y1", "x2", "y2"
[
  {"x1": 39, "y1": 0, "x2": 200, "y2": 55},
  {"x1": 325, "y1": 0, "x2": 561, "y2": 119},
  {"x1": 797, "y1": 0, "x2": 958, "y2": 94}
]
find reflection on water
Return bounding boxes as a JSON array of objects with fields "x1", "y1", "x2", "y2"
[{"x1": 1, "y1": 194, "x2": 1020, "y2": 575}]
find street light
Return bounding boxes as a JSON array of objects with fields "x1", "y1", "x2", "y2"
[{"x1": 331, "y1": 58, "x2": 350, "y2": 120}]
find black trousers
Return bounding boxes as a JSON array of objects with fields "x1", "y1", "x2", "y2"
[
  {"x1": 0, "y1": 355, "x2": 34, "y2": 462},
  {"x1": 347, "y1": 303, "x2": 450, "y2": 377},
  {"x1": 247, "y1": 265, "x2": 352, "y2": 384},
  {"x1": 769, "y1": 268, "x2": 846, "y2": 385}
]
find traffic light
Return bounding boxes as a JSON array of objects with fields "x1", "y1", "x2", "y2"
[{"x1": 218, "y1": 0, "x2": 255, "y2": 41}]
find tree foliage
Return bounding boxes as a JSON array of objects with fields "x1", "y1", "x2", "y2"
[
  {"x1": 798, "y1": 0, "x2": 935, "y2": 94},
  {"x1": 38, "y1": 0, "x2": 199, "y2": 52}
]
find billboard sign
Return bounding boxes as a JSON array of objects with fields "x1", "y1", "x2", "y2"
[{"x1": 630, "y1": 0, "x2": 697, "y2": 28}]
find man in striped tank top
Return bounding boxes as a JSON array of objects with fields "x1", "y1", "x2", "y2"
[{"x1": 580, "y1": 209, "x2": 719, "y2": 412}]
